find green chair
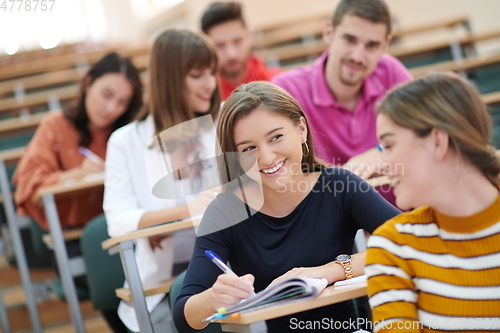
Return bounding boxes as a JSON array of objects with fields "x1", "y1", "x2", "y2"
[
  {"x1": 473, "y1": 64, "x2": 500, "y2": 94},
  {"x1": 0, "y1": 133, "x2": 34, "y2": 151},
  {"x1": 397, "y1": 47, "x2": 455, "y2": 69},
  {"x1": 490, "y1": 105, "x2": 500, "y2": 149},
  {"x1": 168, "y1": 270, "x2": 223, "y2": 333},
  {"x1": 81, "y1": 214, "x2": 124, "y2": 311}
]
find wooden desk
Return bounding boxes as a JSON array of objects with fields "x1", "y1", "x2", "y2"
[
  {"x1": 0, "y1": 146, "x2": 25, "y2": 163},
  {"x1": 37, "y1": 174, "x2": 104, "y2": 333},
  {"x1": 42, "y1": 228, "x2": 84, "y2": 249},
  {"x1": 0, "y1": 45, "x2": 149, "y2": 81},
  {"x1": 410, "y1": 53, "x2": 500, "y2": 77},
  {"x1": 254, "y1": 14, "x2": 467, "y2": 50},
  {"x1": 0, "y1": 52, "x2": 149, "y2": 99},
  {"x1": 253, "y1": 13, "x2": 329, "y2": 49},
  {"x1": 115, "y1": 277, "x2": 176, "y2": 302},
  {"x1": 0, "y1": 112, "x2": 46, "y2": 136},
  {"x1": 390, "y1": 29, "x2": 500, "y2": 59},
  {"x1": 393, "y1": 15, "x2": 469, "y2": 39},
  {"x1": 215, "y1": 283, "x2": 367, "y2": 333},
  {"x1": 0, "y1": 85, "x2": 78, "y2": 114},
  {"x1": 0, "y1": 68, "x2": 84, "y2": 96},
  {"x1": 102, "y1": 217, "x2": 200, "y2": 333},
  {"x1": 482, "y1": 91, "x2": 500, "y2": 105}
]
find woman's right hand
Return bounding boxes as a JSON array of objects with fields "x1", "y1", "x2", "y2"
[
  {"x1": 58, "y1": 157, "x2": 105, "y2": 183},
  {"x1": 210, "y1": 273, "x2": 255, "y2": 311},
  {"x1": 80, "y1": 157, "x2": 105, "y2": 176}
]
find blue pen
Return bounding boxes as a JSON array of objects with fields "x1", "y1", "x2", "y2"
[
  {"x1": 205, "y1": 250, "x2": 238, "y2": 277},
  {"x1": 205, "y1": 250, "x2": 238, "y2": 317},
  {"x1": 205, "y1": 249, "x2": 255, "y2": 316},
  {"x1": 79, "y1": 147, "x2": 103, "y2": 163}
]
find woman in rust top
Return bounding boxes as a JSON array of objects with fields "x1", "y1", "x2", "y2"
[{"x1": 13, "y1": 52, "x2": 142, "y2": 231}]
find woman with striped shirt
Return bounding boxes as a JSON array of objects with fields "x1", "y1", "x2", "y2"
[{"x1": 366, "y1": 72, "x2": 500, "y2": 332}]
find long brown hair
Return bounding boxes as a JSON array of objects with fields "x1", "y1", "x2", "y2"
[
  {"x1": 216, "y1": 81, "x2": 322, "y2": 191},
  {"x1": 136, "y1": 29, "x2": 220, "y2": 134},
  {"x1": 377, "y1": 71, "x2": 500, "y2": 187}
]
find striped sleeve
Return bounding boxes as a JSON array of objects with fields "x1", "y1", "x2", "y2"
[
  {"x1": 366, "y1": 234, "x2": 422, "y2": 333},
  {"x1": 366, "y1": 203, "x2": 500, "y2": 333}
]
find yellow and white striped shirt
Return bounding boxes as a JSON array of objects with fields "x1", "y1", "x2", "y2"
[{"x1": 366, "y1": 194, "x2": 500, "y2": 333}]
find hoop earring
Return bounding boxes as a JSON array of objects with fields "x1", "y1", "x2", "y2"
[{"x1": 302, "y1": 142, "x2": 310, "y2": 157}]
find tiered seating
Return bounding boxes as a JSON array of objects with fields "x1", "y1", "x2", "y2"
[
  {"x1": 252, "y1": 15, "x2": 476, "y2": 70},
  {"x1": 0, "y1": 42, "x2": 150, "y2": 332},
  {"x1": 253, "y1": 14, "x2": 500, "y2": 149}
]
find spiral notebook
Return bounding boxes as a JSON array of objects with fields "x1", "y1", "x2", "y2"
[{"x1": 205, "y1": 277, "x2": 328, "y2": 320}]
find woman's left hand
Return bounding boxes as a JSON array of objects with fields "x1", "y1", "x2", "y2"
[
  {"x1": 148, "y1": 232, "x2": 173, "y2": 251},
  {"x1": 268, "y1": 264, "x2": 340, "y2": 288}
]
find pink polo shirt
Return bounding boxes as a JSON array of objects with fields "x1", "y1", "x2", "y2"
[{"x1": 272, "y1": 51, "x2": 412, "y2": 165}]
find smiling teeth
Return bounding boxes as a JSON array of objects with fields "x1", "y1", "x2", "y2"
[{"x1": 261, "y1": 160, "x2": 284, "y2": 174}]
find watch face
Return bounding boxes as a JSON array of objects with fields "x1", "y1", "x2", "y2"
[{"x1": 336, "y1": 254, "x2": 351, "y2": 262}]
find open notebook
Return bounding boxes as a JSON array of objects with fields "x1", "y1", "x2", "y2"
[
  {"x1": 205, "y1": 277, "x2": 328, "y2": 321},
  {"x1": 333, "y1": 274, "x2": 367, "y2": 287}
]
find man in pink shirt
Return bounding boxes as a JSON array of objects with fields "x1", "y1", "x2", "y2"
[{"x1": 272, "y1": 0, "x2": 412, "y2": 179}]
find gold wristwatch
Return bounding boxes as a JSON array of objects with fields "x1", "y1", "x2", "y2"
[{"x1": 335, "y1": 254, "x2": 354, "y2": 279}]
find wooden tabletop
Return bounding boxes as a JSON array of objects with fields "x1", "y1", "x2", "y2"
[
  {"x1": 0, "y1": 85, "x2": 79, "y2": 113},
  {"x1": 410, "y1": 53, "x2": 500, "y2": 77},
  {"x1": 0, "y1": 147, "x2": 25, "y2": 163},
  {"x1": 36, "y1": 173, "x2": 104, "y2": 201},
  {"x1": 0, "y1": 112, "x2": 46, "y2": 135},
  {"x1": 393, "y1": 15, "x2": 469, "y2": 38},
  {"x1": 42, "y1": 228, "x2": 84, "y2": 249},
  {"x1": 482, "y1": 91, "x2": 500, "y2": 105},
  {"x1": 215, "y1": 282, "x2": 367, "y2": 325},
  {"x1": 390, "y1": 29, "x2": 500, "y2": 58},
  {"x1": 101, "y1": 217, "x2": 201, "y2": 250}
]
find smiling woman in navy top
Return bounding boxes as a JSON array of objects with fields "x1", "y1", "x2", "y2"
[{"x1": 173, "y1": 81, "x2": 400, "y2": 333}]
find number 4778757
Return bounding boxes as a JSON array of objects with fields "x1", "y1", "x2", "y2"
[{"x1": 1, "y1": 0, "x2": 56, "y2": 11}]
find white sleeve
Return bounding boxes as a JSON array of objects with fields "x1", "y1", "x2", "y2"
[{"x1": 103, "y1": 132, "x2": 146, "y2": 237}]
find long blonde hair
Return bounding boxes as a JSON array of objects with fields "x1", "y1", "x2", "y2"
[{"x1": 377, "y1": 72, "x2": 500, "y2": 187}]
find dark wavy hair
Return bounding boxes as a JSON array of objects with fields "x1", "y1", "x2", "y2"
[
  {"x1": 201, "y1": 2, "x2": 245, "y2": 34},
  {"x1": 64, "y1": 52, "x2": 143, "y2": 147}
]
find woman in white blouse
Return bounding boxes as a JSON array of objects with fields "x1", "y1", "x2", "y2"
[{"x1": 103, "y1": 29, "x2": 220, "y2": 332}]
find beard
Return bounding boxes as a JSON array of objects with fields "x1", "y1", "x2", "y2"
[
  {"x1": 219, "y1": 60, "x2": 245, "y2": 79},
  {"x1": 219, "y1": 51, "x2": 251, "y2": 79},
  {"x1": 339, "y1": 59, "x2": 367, "y2": 86}
]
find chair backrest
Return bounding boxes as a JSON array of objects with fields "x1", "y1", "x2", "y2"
[
  {"x1": 81, "y1": 214, "x2": 125, "y2": 311},
  {"x1": 168, "y1": 270, "x2": 223, "y2": 333}
]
